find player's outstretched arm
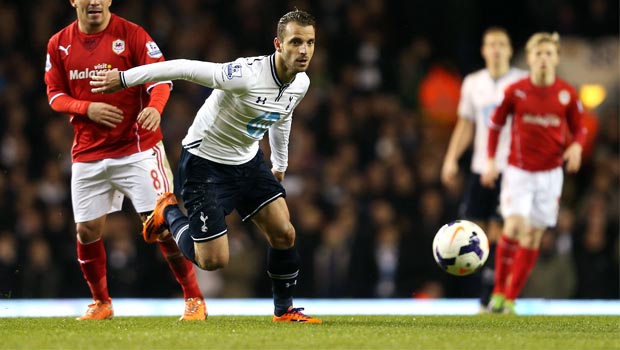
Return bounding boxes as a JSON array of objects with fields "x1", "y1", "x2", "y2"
[{"x1": 91, "y1": 60, "x2": 224, "y2": 94}]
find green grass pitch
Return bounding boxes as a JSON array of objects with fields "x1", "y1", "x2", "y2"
[{"x1": 0, "y1": 315, "x2": 618, "y2": 349}]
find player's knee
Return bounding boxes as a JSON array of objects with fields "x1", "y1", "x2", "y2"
[
  {"x1": 76, "y1": 222, "x2": 102, "y2": 243},
  {"x1": 195, "y1": 254, "x2": 228, "y2": 271},
  {"x1": 270, "y1": 223, "x2": 295, "y2": 249},
  {"x1": 519, "y1": 235, "x2": 536, "y2": 248},
  {"x1": 520, "y1": 228, "x2": 544, "y2": 249}
]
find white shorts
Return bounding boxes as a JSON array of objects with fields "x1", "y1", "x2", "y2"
[
  {"x1": 500, "y1": 165, "x2": 563, "y2": 228},
  {"x1": 71, "y1": 141, "x2": 174, "y2": 223}
]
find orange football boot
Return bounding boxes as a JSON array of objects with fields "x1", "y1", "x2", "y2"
[
  {"x1": 76, "y1": 299, "x2": 114, "y2": 320},
  {"x1": 179, "y1": 297, "x2": 207, "y2": 321},
  {"x1": 273, "y1": 307, "x2": 322, "y2": 324},
  {"x1": 143, "y1": 192, "x2": 178, "y2": 243}
]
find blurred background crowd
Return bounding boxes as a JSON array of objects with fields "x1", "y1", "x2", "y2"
[{"x1": 0, "y1": 0, "x2": 618, "y2": 301}]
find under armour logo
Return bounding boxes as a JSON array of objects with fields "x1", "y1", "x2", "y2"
[
  {"x1": 58, "y1": 45, "x2": 71, "y2": 56},
  {"x1": 256, "y1": 96, "x2": 267, "y2": 104},
  {"x1": 200, "y1": 212, "x2": 208, "y2": 233},
  {"x1": 284, "y1": 280, "x2": 297, "y2": 288}
]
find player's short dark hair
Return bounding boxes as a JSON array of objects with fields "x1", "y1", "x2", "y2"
[
  {"x1": 277, "y1": 9, "x2": 315, "y2": 40},
  {"x1": 482, "y1": 26, "x2": 512, "y2": 47}
]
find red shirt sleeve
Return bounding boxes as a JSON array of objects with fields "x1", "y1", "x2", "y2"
[
  {"x1": 50, "y1": 94, "x2": 90, "y2": 115},
  {"x1": 45, "y1": 35, "x2": 91, "y2": 116},
  {"x1": 566, "y1": 89, "x2": 587, "y2": 146},
  {"x1": 487, "y1": 87, "x2": 514, "y2": 158},
  {"x1": 147, "y1": 83, "x2": 170, "y2": 115}
]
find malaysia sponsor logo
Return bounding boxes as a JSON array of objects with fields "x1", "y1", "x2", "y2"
[
  {"x1": 522, "y1": 113, "x2": 561, "y2": 128},
  {"x1": 146, "y1": 41, "x2": 162, "y2": 58},
  {"x1": 45, "y1": 53, "x2": 52, "y2": 72},
  {"x1": 69, "y1": 63, "x2": 112, "y2": 80},
  {"x1": 558, "y1": 90, "x2": 571, "y2": 105},
  {"x1": 112, "y1": 39, "x2": 125, "y2": 54},
  {"x1": 224, "y1": 63, "x2": 242, "y2": 80}
]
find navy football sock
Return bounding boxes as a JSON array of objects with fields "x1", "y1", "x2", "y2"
[
  {"x1": 164, "y1": 205, "x2": 195, "y2": 263},
  {"x1": 268, "y1": 247, "x2": 300, "y2": 316}
]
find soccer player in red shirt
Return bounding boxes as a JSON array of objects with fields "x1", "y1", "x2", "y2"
[
  {"x1": 44, "y1": 0, "x2": 205, "y2": 320},
  {"x1": 481, "y1": 32, "x2": 586, "y2": 313}
]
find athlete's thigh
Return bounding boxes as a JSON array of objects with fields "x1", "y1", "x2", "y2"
[
  {"x1": 251, "y1": 197, "x2": 292, "y2": 241},
  {"x1": 179, "y1": 148, "x2": 235, "y2": 244},
  {"x1": 71, "y1": 160, "x2": 118, "y2": 223},
  {"x1": 194, "y1": 234, "x2": 230, "y2": 265},
  {"x1": 500, "y1": 165, "x2": 534, "y2": 220},
  {"x1": 109, "y1": 141, "x2": 174, "y2": 213},
  {"x1": 531, "y1": 167, "x2": 563, "y2": 228},
  {"x1": 237, "y1": 150, "x2": 286, "y2": 223}
]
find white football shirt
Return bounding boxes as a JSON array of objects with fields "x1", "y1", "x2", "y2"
[
  {"x1": 121, "y1": 54, "x2": 309, "y2": 171},
  {"x1": 457, "y1": 67, "x2": 527, "y2": 174}
]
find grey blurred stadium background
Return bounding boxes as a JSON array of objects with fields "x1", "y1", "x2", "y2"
[{"x1": 0, "y1": 0, "x2": 617, "y2": 302}]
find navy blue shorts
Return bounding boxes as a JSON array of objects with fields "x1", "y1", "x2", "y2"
[
  {"x1": 178, "y1": 148, "x2": 285, "y2": 242},
  {"x1": 459, "y1": 173, "x2": 502, "y2": 221}
]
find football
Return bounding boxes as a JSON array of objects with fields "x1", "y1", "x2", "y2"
[{"x1": 432, "y1": 220, "x2": 489, "y2": 276}]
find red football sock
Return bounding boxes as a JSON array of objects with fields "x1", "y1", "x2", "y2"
[
  {"x1": 492, "y1": 235, "x2": 519, "y2": 295},
  {"x1": 77, "y1": 238, "x2": 110, "y2": 302},
  {"x1": 505, "y1": 246, "x2": 539, "y2": 300},
  {"x1": 158, "y1": 234, "x2": 202, "y2": 299}
]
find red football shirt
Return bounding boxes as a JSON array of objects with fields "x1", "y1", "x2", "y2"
[
  {"x1": 488, "y1": 77, "x2": 587, "y2": 171},
  {"x1": 45, "y1": 14, "x2": 171, "y2": 162}
]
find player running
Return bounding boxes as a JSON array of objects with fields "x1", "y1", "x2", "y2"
[
  {"x1": 45, "y1": 0, "x2": 205, "y2": 320},
  {"x1": 481, "y1": 32, "x2": 586, "y2": 313},
  {"x1": 441, "y1": 27, "x2": 527, "y2": 312},
  {"x1": 91, "y1": 9, "x2": 321, "y2": 324}
]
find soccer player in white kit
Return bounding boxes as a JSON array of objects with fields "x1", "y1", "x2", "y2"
[
  {"x1": 441, "y1": 27, "x2": 527, "y2": 312},
  {"x1": 91, "y1": 10, "x2": 322, "y2": 323},
  {"x1": 481, "y1": 32, "x2": 586, "y2": 313}
]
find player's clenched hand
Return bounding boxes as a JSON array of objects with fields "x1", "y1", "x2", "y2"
[
  {"x1": 272, "y1": 169, "x2": 285, "y2": 182},
  {"x1": 563, "y1": 142, "x2": 582, "y2": 173},
  {"x1": 137, "y1": 107, "x2": 161, "y2": 131},
  {"x1": 90, "y1": 69, "x2": 123, "y2": 93},
  {"x1": 480, "y1": 159, "x2": 498, "y2": 188},
  {"x1": 441, "y1": 159, "x2": 459, "y2": 187},
  {"x1": 87, "y1": 102, "x2": 123, "y2": 128}
]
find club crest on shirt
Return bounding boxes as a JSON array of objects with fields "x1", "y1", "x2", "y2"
[
  {"x1": 558, "y1": 90, "x2": 571, "y2": 105},
  {"x1": 145, "y1": 41, "x2": 162, "y2": 58},
  {"x1": 224, "y1": 63, "x2": 243, "y2": 80},
  {"x1": 514, "y1": 89, "x2": 527, "y2": 100},
  {"x1": 112, "y1": 39, "x2": 125, "y2": 54}
]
